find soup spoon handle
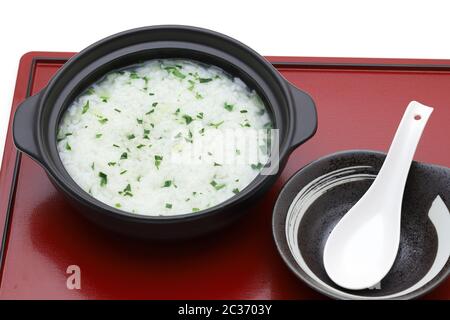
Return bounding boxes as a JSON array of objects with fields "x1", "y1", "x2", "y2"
[{"x1": 369, "y1": 101, "x2": 433, "y2": 206}]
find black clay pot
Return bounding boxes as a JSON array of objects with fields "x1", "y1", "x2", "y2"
[{"x1": 13, "y1": 25, "x2": 317, "y2": 239}]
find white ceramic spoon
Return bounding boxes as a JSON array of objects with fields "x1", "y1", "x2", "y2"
[{"x1": 323, "y1": 101, "x2": 433, "y2": 290}]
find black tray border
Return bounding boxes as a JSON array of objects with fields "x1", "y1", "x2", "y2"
[{"x1": 2, "y1": 56, "x2": 450, "y2": 286}]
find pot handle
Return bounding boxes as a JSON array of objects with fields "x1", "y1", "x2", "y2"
[
  {"x1": 13, "y1": 92, "x2": 42, "y2": 161},
  {"x1": 287, "y1": 82, "x2": 318, "y2": 148}
]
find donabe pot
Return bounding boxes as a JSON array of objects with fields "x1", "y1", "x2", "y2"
[{"x1": 13, "y1": 25, "x2": 317, "y2": 239}]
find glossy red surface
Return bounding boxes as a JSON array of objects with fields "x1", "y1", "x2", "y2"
[{"x1": 0, "y1": 52, "x2": 449, "y2": 299}]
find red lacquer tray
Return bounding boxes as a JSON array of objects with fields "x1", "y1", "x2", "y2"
[{"x1": 0, "y1": 52, "x2": 449, "y2": 299}]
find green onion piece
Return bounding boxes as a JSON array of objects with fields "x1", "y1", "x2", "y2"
[
  {"x1": 82, "y1": 101, "x2": 90, "y2": 114},
  {"x1": 120, "y1": 152, "x2": 128, "y2": 160},
  {"x1": 95, "y1": 133, "x2": 102, "y2": 138},
  {"x1": 130, "y1": 72, "x2": 140, "y2": 79},
  {"x1": 65, "y1": 142, "x2": 71, "y2": 151},
  {"x1": 165, "y1": 203, "x2": 173, "y2": 209},
  {"x1": 251, "y1": 162, "x2": 264, "y2": 170},
  {"x1": 182, "y1": 114, "x2": 193, "y2": 125},
  {"x1": 162, "y1": 180, "x2": 172, "y2": 188},
  {"x1": 127, "y1": 134, "x2": 135, "y2": 140},
  {"x1": 120, "y1": 170, "x2": 127, "y2": 175},
  {"x1": 188, "y1": 80, "x2": 195, "y2": 91},
  {"x1": 98, "y1": 117, "x2": 108, "y2": 124},
  {"x1": 224, "y1": 103, "x2": 234, "y2": 112},
  {"x1": 232, "y1": 188, "x2": 240, "y2": 194},
  {"x1": 154, "y1": 155, "x2": 163, "y2": 169},
  {"x1": 136, "y1": 118, "x2": 143, "y2": 124},
  {"x1": 208, "y1": 121, "x2": 224, "y2": 129},
  {"x1": 192, "y1": 208, "x2": 200, "y2": 212},
  {"x1": 98, "y1": 172, "x2": 107, "y2": 186},
  {"x1": 210, "y1": 180, "x2": 226, "y2": 190},
  {"x1": 108, "y1": 162, "x2": 116, "y2": 166}
]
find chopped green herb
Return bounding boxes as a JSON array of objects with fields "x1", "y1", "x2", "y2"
[
  {"x1": 154, "y1": 155, "x2": 163, "y2": 169},
  {"x1": 210, "y1": 180, "x2": 226, "y2": 190},
  {"x1": 196, "y1": 112, "x2": 204, "y2": 119},
  {"x1": 98, "y1": 172, "x2": 107, "y2": 186},
  {"x1": 192, "y1": 208, "x2": 200, "y2": 212},
  {"x1": 199, "y1": 128, "x2": 205, "y2": 135},
  {"x1": 120, "y1": 152, "x2": 128, "y2": 159},
  {"x1": 91, "y1": 162, "x2": 95, "y2": 170},
  {"x1": 240, "y1": 119, "x2": 251, "y2": 127},
  {"x1": 188, "y1": 79, "x2": 195, "y2": 91},
  {"x1": 114, "y1": 108, "x2": 121, "y2": 113},
  {"x1": 149, "y1": 92, "x2": 155, "y2": 96},
  {"x1": 113, "y1": 144, "x2": 120, "y2": 148},
  {"x1": 224, "y1": 102, "x2": 234, "y2": 112},
  {"x1": 100, "y1": 96, "x2": 109, "y2": 103},
  {"x1": 240, "y1": 110, "x2": 248, "y2": 113},
  {"x1": 136, "y1": 144, "x2": 145, "y2": 149},
  {"x1": 127, "y1": 134, "x2": 136, "y2": 140},
  {"x1": 174, "y1": 132, "x2": 182, "y2": 139},
  {"x1": 82, "y1": 101, "x2": 90, "y2": 114},
  {"x1": 65, "y1": 142, "x2": 71, "y2": 151},
  {"x1": 232, "y1": 188, "x2": 240, "y2": 194},
  {"x1": 162, "y1": 180, "x2": 172, "y2": 188},
  {"x1": 120, "y1": 170, "x2": 127, "y2": 175},
  {"x1": 119, "y1": 183, "x2": 133, "y2": 196},
  {"x1": 143, "y1": 129, "x2": 150, "y2": 139},
  {"x1": 108, "y1": 162, "x2": 116, "y2": 166},
  {"x1": 199, "y1": 78, "x2": 213, "y2": 83},
  {"x1": 182, "y1": 114, "x2": 194, "y2": 125},
  {"x1": 209, "y1": 121, "x2": 224, "y2": 129},
  {"x1": 213, "y1": 162, "x2": 222, "y2": 166},
  {"x1": 95, "y1": 133, "x2": 102, "y2": 138},
  {"x1": 195, "y1": 92, "x2": 203, "y2": 99},
  {"x1": 136, "y1": 118, "x2": 143, "y2": 124},
  {"x1": 165, "y1": 203, "x2": 173, "y2": 209},
  {"x1": 146, "y1": 109, "x2": 154, "y2": 115},
  {"x1": 137, "y1": 175, "x2": 142, "y2": 182},
  {"x1": 236, "y1": 149, "x2": 241, "y2": 155},
  {"x1": 251, "y1": 162, "x2": 264, "y2": 170},
  {"x1": 115, "y1": 203, "x2": 121, "y2": 208},
  {"x1": 164, "y1": 66, "x2": 186, "y2": 79},
  {"x1": 129, "y1": 71, "x2": 140, "y2": 79},
  {"x1": 152, "y1": 102, "x2": 158, "y2": 107},
  {"x1": 86, "y1": 87, "x2": 95, "y2": 95},
  {"x1": 98, "y1": 117, "x2": 108, "y2": 124}
]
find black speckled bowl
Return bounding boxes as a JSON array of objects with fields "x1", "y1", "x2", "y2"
[{"x1": 273, "y1": 150, "x2": 450, "y2": 300}]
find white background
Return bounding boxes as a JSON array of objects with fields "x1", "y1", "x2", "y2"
[{"x1": 1, "y1": 0, "x2": 450, "y2": 166}]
